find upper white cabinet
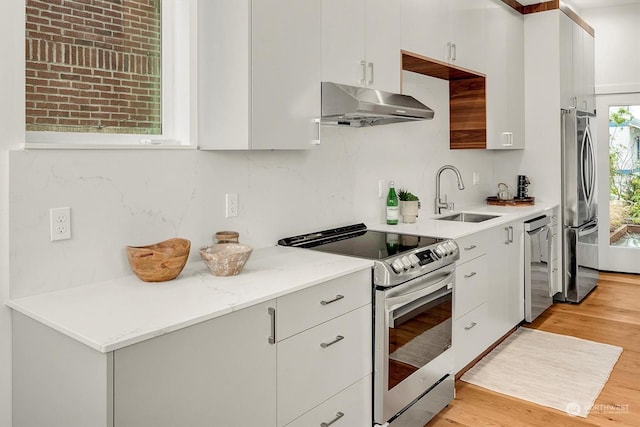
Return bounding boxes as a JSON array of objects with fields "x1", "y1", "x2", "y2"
[
  {"x1": 401, "y1": 0, "x2": 487, "y2": 73},
  {"x1": 322, "y1": 0, "x2": 401, "y2": 93},
  {"x1": 486, "y1": 0, "x2": 524, "y2": 149},
  {"x1": 559, "y1": 12, "x2": 595, "y2": 112},
  {"x1": 198, "y1": 0, "x2": 321, "y2": 150}
]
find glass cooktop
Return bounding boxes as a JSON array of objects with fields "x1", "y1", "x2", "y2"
[{"x1": 278, "y1": 223, "x2": 443, "y2": 260}]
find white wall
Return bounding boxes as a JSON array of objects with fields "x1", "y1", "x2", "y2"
[
  {"x1": 583, "y1": 2, "x2": 640, "y2": 94},
  {"x1": 1, "y1": 0, "x2": 25, "y2": 424},
  {"x1": 583, "y1": 3, "x2": 640, "y2": 273}
]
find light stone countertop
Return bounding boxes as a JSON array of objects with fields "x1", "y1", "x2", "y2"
[
  {"x1": 7, "y1": 246, "x2": 373, "y2": 353},
  {"x1": 7, "y1": 201, "x2": 557, "y2": 354},
  {"x1": 370, "y1": 201, "x2": 559, "y2": 238}
]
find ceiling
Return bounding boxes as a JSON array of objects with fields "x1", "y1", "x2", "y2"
[{"x1": 518, "y1": 0, "x2": 640, "y2": 10}]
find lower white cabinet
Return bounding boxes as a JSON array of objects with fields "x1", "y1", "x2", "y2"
[
  {"x1": 285, "y1": 375, "x2": 372, "y2": 427},
  {"x1": 114, "y1": 300, "x2": 276, "y2": 427},
  {"x1": 454, "y1": 303, "x2": 491, "y2": 372},
  {"x1": 277, "y1": 305, "x2": 372, "y2": 426},
  {"x1": 12, "y1": 270, "x2": 373, "y2": 427}
]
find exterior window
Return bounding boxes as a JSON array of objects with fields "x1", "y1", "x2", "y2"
[{"x1": 25, "y1": 0, "x2": 195, "y2": 148}]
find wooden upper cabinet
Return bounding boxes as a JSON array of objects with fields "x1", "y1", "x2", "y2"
[
  {"x1": 322, "y1": 0, "x2": 401, "y2": 93},
  {"x1": 198, "y1": 0, "x2": 321, "y2": 150}
]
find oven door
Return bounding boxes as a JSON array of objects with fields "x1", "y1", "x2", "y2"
[{"x1": 374, "y1": 264, "x2": 455, "y2": 424}]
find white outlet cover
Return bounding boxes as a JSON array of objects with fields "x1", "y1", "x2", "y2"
[{"x1": 50, "y1": 207, "x2": 71, "y2": 241}]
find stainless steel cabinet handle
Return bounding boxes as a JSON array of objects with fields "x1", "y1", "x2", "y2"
[
  {"x1": 320, "y1": 295, "x2": 344, "y2": 306},
  {"x1": 367, "y1": 62, "x2": 374, "y2": 85},
  {"x1": 359, "y1": 60, "x2": 366, "y2": 85},
  {"x1": 312, "y1": 118, "x2": 321, "y2": 145},
  {"x1": 504, "y1": 227, "x2": 510, "y2": 244},
  {"x1": 320, "y1": 335, "x2": 344, "y2": 348},
  {"x1": 464, "y1": 322, "x2": 477, "y2": 331},
  {"x1": 320, "y1": 411, "x2": 344, "y2": 427},
  {"x1": 268, "y1": 307, "x2": 276, "y2": 344},
  {"x1": 451, "y1": 43, "x2": 457, "y2": 61},
  {"x1": 446, "y1": 42, "x2": 452, "y2": 60},
  {"x1": 464, "y1": 272, "x2": 477, "y2": 279},
  {"x1": 508, "y1": 226, "x2": 514, "y2": 243},
  {"x1": 464, "y1": 245, "x2": 477, "y2": 251}
]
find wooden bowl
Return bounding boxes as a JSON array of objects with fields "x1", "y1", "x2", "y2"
[
  {"x1": 200, "y1": 244, "x2": 253, "y2": 277},
  {"x1": 126, "y1": 238, "x2": 191, "y2": 282}
]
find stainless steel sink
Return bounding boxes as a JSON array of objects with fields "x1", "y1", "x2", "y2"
[{"x1": 436, "y1": 212, "x2": 499, "y2": 223}]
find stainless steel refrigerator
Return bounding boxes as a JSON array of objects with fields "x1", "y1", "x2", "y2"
[{"x1": 558, "y1": 109, "x2": 599, "y2": 303}]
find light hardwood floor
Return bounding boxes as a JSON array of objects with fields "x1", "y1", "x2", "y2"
[{"x1": 428, "y1": 272, "x2": 640, "y2": 426}]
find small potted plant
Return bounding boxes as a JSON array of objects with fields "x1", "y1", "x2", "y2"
[{"x1": 398, "y1": 189, "x2": 420, "y2": 223}]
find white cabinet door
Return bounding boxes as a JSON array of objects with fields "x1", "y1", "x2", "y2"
[
  {"x1": 322, "y1": 0, "x2": 400, "y2": 92},
  {"x1": 252, "y1": 0, "x2": 322, "y2": 149},
  {"x1": 364, "y1": 0, "x2": 401, "y2": 92},
  {"x1": 582, "y1": 31, "x2": 595, "y2": 112},
  {"x1": 199, "y1": 0, "x2": 321, "y2": 150},
  {"x1": 114, "y1": 301, "x2": 277, "y2": 427},
  {"x1": 401, "y1": 0, "x2": 451, "y2": 63},
  {"x1": 321, "y1": 0, "x2": 366, "y2": 87},
  {"x1": 486, "y1": 0, "x2": 524, "y2": 149},
  {"x1": 449, "y1": 0, "x2": 487, "y2": 73},
  {"x1": 572, "y1": 20, "x2": 585, "y2": 109},
  {"x1": 559, "y1": 12, "x2": 574, "y2": 109}
]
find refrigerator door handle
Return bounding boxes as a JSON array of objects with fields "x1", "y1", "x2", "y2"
[{"x1": 576, "y1": 218, "x2": 598, "y2": 236}]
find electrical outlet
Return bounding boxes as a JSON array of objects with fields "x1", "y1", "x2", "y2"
[
  {"x1": 473, "y1": 172, "x2": 480, "y2": 186},
  {"x1": 225, "y1": 193, "x2": 238, "y2": 218},
  {"x1": 50, "y1": 207, "x2": 71, "y2": 241}
]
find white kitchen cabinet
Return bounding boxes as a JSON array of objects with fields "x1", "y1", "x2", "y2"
[
  {"x1": 322, "y1": 0, "x2": 400, "y2": 93},
  {"x1": 401, "y1": 0, "x2": 487, "y2": 73},
  {"x1": 275, "y1": 269, "x2": 372, "y2": 426},
  {"x1": 455, "y1": 303, "x2": 491, "y2": 372},
  {"x1": 486, "y1": 0, "x2": 524, "y2": 149},
  {"x1": 559, "y1": 11, "x2": 595, "y2": 112},
  {"x1": 198, "y1": 0, "x2": 321, "y2": 150},
  {"x1": 114, "y1": 300, "x2": 276, "y2": 427}
]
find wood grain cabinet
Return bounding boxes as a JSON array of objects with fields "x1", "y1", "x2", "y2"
[
  {"x1": 322, "y1": 0, "x2": 401, "y2": 93},
  {"x1": 198, "y1": 0, "x2": 321, "y2": 150}
]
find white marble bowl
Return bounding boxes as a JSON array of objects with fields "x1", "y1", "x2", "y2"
[{"x1": 200, "y1": 243, "x2": 252, "y2": 276}]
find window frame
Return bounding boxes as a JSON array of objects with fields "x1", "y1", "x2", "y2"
[{"x1": 24, "y1": 0, "x2": 197, "y2": 150}]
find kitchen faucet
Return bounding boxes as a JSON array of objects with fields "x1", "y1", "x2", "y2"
[{"x1": 435, "y1": 165, "x2": 465, "y2": 214}]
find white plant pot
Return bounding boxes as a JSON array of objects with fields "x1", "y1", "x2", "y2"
[{"x1": 400, "y1": 200, "x2": 420, "y2": 223}]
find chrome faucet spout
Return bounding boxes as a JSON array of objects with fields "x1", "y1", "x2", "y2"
[{"x1": 435, "y1": 165, "x2": 466, "y2": 214}]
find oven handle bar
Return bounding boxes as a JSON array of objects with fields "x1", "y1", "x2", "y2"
[
  {"x1": 385, "y1": 267, "x2": 455, "y2": 314},
  {"x1": 385, "y1": 270, "x2": 454, "y2": 327}
]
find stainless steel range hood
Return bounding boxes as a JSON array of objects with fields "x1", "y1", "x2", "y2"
[{"x1": 321, "y1": 82, "x2": 434, "y2": 127}]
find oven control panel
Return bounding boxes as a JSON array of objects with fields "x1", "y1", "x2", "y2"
[{"x1": 389, "y1": 241, "x2": 458, "y2": 274}]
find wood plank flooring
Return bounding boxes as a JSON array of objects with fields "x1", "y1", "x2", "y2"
[{"x1": 427, "y1": 272, "x2": 640, "y2": 426}]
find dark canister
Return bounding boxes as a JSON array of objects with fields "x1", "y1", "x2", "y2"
[{"x1": 517, "y1": 175, "x2": 530, "y2": 199}]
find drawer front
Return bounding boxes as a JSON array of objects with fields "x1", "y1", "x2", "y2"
[
  {"x1": 283, "y1": 375, "x2": 372, "y2": 427},
  {"x1": 454, "y1": 303, "x2": 490, "y2": 373},
  {"x1": 277, "y1": 304, "x2": 372, "y2": 426},
  {"x1": 276, "y1": 268, "x2": 371, "y2": 340},
  {"x1": 455, "y1": 255, "x2": 488, "y2": 319},
  {"x1": 455, "y1": 231, "x2": 488, "y2": 265}
]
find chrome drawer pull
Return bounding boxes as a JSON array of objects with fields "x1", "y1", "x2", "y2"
[
  {"x1": 464, "y1": 322, "x2": 477, "y2": 330},
  {"x1": 320, "y1": 335, "x2": 344, "y2": 348},
  {"x1": 464, "y1": 245, "x2": 477, "y2": 251},
  {"x1": 320, "y1": 295, "x2": 344, "y2": 306},
  {"x1": 320, "y1": 411, "x2": 344, "y2": 427},
  {"x1": 464, "y1": 272, "x2": 477, "y2": 279},
  {"x1": 268, "y1": 307, "x2": 276, "y2": 344}
]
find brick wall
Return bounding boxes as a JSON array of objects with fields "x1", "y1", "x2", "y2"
[{"x1": 25, "y1": 0, "x2": 162, "y2": 134}]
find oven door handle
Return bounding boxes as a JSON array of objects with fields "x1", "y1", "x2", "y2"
[
  {"x1": 385, "y1": 269, "x2": 454, "y2": 313},
  {"x1": 386, "y1": 274, "x2": 454, "y2": 327}
]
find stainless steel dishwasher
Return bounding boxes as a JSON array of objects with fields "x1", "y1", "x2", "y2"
[{"x1": 524, "y1": 215, "x2": 553, "y2": 322}]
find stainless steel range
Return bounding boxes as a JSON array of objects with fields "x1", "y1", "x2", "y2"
[{"x1": 278, "y1": 223, "x2": 459, "y2": 427}]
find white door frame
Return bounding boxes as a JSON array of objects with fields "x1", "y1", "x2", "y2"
[{"x1": 596, "y1": 92, "x2": 640, "y2": 273}]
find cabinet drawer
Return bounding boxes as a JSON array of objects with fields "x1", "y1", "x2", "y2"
[
  {"x1": 284, "y1": 375, "x2": 372, "y2": 427},
  {"x1": 277, "y1": 304, "x2": 372, "y2": 426},
  {"x1": 454, "y1": 303, "x2": 491, "y2": 373},
  {"x1": 455, "y1": 255, "x2": 488, "y2": 319},
  {"x1": 455, "y1": 231, "x2": 488, "y2": 265},
  {"x1": 276, "y1": 269, "x2": 371, "y2": 340}
]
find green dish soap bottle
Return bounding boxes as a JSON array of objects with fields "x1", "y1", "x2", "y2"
[{"x1": 386, "y1": 181, "x2": 399, "y2": 225}]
